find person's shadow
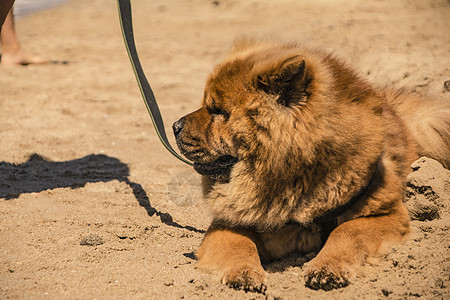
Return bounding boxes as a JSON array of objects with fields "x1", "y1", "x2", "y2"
[{"x1": 0, "y1": 153, "x2": 203, "y2": 233}]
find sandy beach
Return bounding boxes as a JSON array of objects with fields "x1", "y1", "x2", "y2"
[{"x1": 0, "y1": 0, "x2": 449, "y2": 299}]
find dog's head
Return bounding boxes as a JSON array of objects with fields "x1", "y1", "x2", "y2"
[{"x1": 173, "y1": 40, "x2": 314, "y2": 182}]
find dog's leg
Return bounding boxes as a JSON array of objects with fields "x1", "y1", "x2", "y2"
[
  {"x1": 304, "y1": 203, "x2": 409, "y2": 291},
  {"x1": 196, "y1": 223, "x2": 267, "y2": 293}
]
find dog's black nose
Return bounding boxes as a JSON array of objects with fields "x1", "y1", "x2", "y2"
[{"x1": 172, "y1": 118, "x2": 185, "y2": 137}]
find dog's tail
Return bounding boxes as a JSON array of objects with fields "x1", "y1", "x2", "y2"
[{"x1": 386, "y1": 89, "x2": 450, "y2": 169}]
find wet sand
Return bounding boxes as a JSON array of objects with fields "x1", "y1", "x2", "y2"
[{"x1": 13, "y1": 0, "x2": 69, "y2": 18}]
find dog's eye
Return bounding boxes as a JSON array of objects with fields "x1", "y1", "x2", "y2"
[{"x1": 208, "y1": 106, "x2": 229, "y2": 119}]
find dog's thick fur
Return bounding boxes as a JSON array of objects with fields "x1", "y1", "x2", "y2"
[{"x1": 173, "y1": 38, "x2": 450, "y2": 292}]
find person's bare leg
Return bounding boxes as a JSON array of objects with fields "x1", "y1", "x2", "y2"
[
  {"x1": 1, "y1": 8, "x2": 49, "y2": 65},
  {"x1": 0, "y1": 0, "x2": 14, "y2": 28}
]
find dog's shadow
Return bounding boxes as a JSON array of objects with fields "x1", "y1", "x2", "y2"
[{"x1": 0, "y1": 153, "x2": 203, "y2": 233}]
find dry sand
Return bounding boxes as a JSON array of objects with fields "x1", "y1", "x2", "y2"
[{"x1": 0, "y1": 0, "x2": 449, "y2": 299}]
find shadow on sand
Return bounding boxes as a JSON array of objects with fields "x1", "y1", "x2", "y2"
[{"x1": 0, "y1": 153, "x2": 204, "y2": 233}]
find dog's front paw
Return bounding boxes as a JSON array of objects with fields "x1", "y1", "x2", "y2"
[
  {"x1": 304, "y1": 259, "x2": 351, "y2": 291},
  {"x1": 305, "y1": 267, "x2": 350, "y2": 291},
  {"x1": 221, "y1": 263, "x2": 267, "y2": 293}
]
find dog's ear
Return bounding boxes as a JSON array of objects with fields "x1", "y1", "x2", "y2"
[{"x1": 257, "y1": 55, "x2": 310, "y2": 106}]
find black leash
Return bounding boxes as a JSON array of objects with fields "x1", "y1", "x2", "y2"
[{"x1": 117, "y1": 0, "x2": 193, "y2": 166}]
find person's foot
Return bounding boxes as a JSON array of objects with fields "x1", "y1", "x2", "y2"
[{"x1": 1, "y1": 49, "x2": 49, "y2": 65}]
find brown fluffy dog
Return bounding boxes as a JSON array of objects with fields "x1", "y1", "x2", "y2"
[{"x1": 172, "y1": 38, "x2": 450, "y2": 292}]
